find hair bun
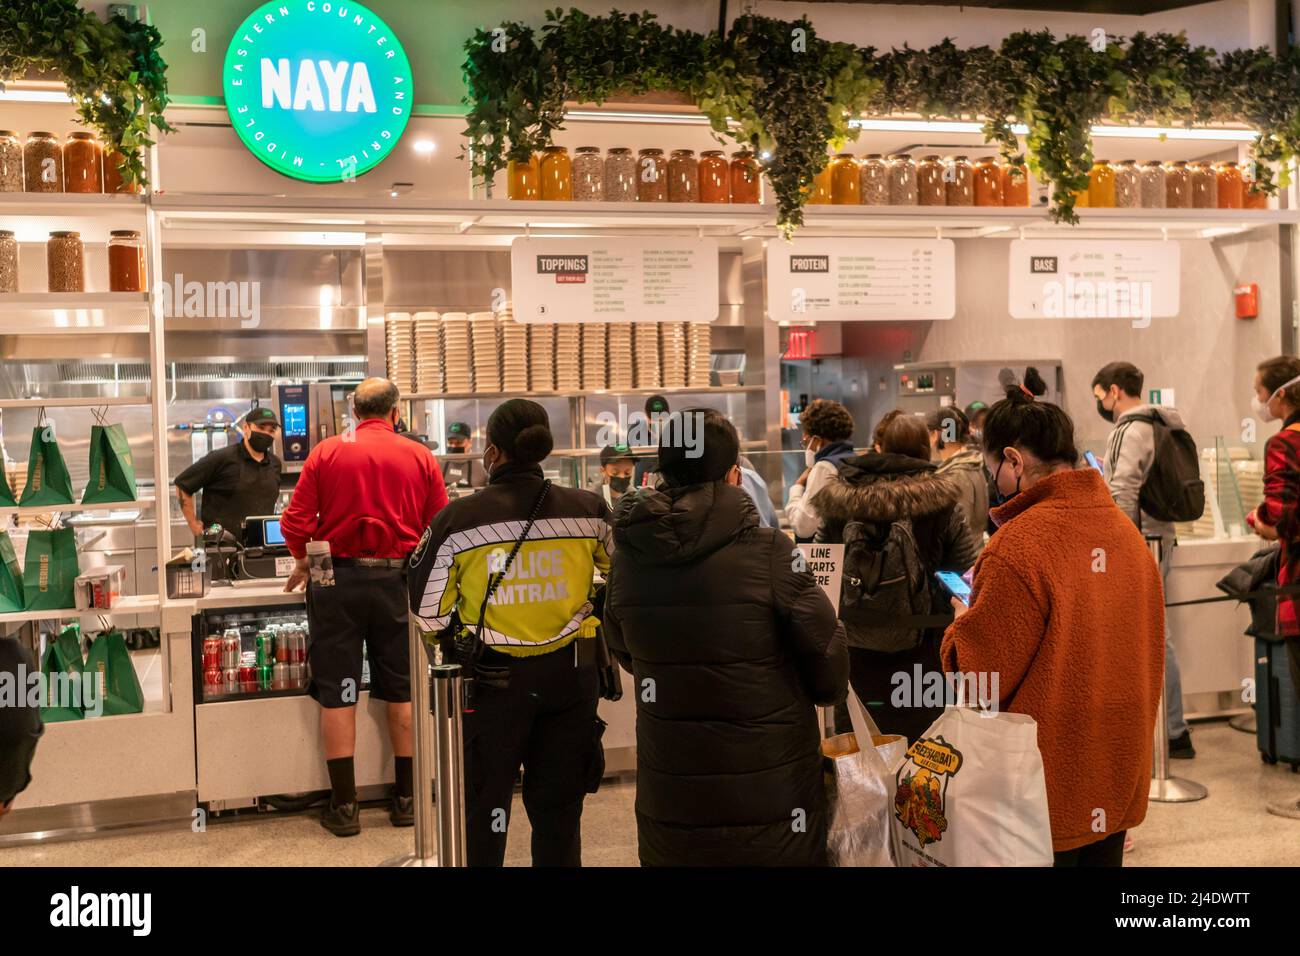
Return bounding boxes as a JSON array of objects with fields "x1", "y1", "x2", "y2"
[
  {"x1": 1024, "y1": 366, "x2": 1048, "y2": 397},
  {"x1": 513, "y1": 423, "x2": 554, "y2": 465}
]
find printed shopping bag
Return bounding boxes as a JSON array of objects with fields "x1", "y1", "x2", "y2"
[
  {"x1": 822, "y1": 688, "x2": 909, "y2": 867},
  {"x1": 84, "y1": 629, "x2": 145, "y2": 717},
  {"x1": 19, "y1": 418, "x2": 75, "y2": 506},
  {"x1": 23, "y1": 526, "x2": 79, "y2": 610},
  {"x1": 0, "y1": 468, "x2": 15, "y2": 507},
  {"x1": 40, "y1": 624, "x2": 85, "y2": 722},
  {"x1": 81, "y1": 421, "x2": 137, "y2": 503},
  {"x1": 890, "y1": 706, "x2": 1053, "y2": 867},
  {"x1": 0, "y1": 531, "x2": 23, "y2": 612}
]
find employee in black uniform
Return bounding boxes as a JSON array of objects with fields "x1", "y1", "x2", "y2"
[
  {"x1": 175, "y1": 407, "x2": 283, "y2": 544},
  {"x1": 440, "y1": 421, "x2": 488, "y2": 489}
]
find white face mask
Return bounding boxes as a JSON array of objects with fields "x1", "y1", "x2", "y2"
[
  {"x1": 805, "y1": 445, "x2": 818, "y2": 467},
  {"x1": 1253, "y1": 373, "x2": 1300, "y2": 422}
]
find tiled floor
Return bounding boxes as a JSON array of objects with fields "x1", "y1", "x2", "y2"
[{"x1": 0, "y1": 720, "x2": 1296, "y2": 866}]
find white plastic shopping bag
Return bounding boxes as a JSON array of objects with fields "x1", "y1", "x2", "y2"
[
  {"x1": 890, "y1": 706, "x2": 1053, "y2": 867},
  {"x1": 822, "y1": 689, "x2": 909, "y2": 867}
]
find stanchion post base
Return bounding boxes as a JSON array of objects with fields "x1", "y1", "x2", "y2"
[
  {"x1": 1266, "y1": 797, "x2": 1300, "y2": 820},
  {"x1": 1149, "y1": 776, "x2": 1208, "y2": 803},
  {"x1": 378, "y1": 853, "x2": 440, "y2": 867},
  {"x1": 1228, "y1": 712, "x2": 1257, "y2": 734}
]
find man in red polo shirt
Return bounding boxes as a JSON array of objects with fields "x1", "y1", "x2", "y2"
[{"x1": 281, "y1": 377, "x2": 448, "y2": 836}]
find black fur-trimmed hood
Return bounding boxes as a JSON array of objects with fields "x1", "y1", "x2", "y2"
[{"x1": 811, "y1": 452, "x2": 961, "y2": 523}]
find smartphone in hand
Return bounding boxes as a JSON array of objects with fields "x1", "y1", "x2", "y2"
[
  {"x1": 1083, "y1": 450, "x2": 1104, "y2": 476},
  {"x1": 935, "y1": 570, "x2": 972, "y2": 606}
]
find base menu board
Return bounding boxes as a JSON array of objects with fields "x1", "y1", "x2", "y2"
[
  {"x1": 1008, "y1": 239, "x2": 1180, "y2": 323},
  {"x1": 765, "y1": 238, "x2": 956, "y2": 322},
  {"x1": 510, "y1": 237, "x2": 719, "y2": 323}
]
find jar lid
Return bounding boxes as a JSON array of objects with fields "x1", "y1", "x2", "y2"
[
  {"x1": 976, "y1": 155, "x2": 997, "y2": 162},
  {"x1": 702, "y1": 149, "x2": 724, "y2": 156},
  {"x1": 0, "y1": 130, "x2": 16, "y2": 138},
  {"x1": 109, "y1": 229, "x2": 141, "y2": 238},
  {"x1": 0, "y1": 229, "x2": 13, "y2": 238},
  {"x1": 49, "y1": 231, "x2": 80, "y2": 238},
  {"x1": 864, "y1": 153, "x2": 882, "y2": 159},
  {"x1": 671, "y1": 148, "x2": 695, "y2": 155},
  {"x1": 27, "y1": 131, "x2": 55, "y2": 139},
  {"x1": 576, "y1": 146, "x2": 600, "y2": 153},
  {"x1": 1222, "y1": 160, "x2": 1237, "y2": 166},
  {"x1": 835, "y1": 152, "x2": 855, "y2": 158},
  {"x1": 1119, "y1": 159, "x2": 1137, "y2": 164},
  {"x1": 1143, "y1": 160, "x2": 1163, "y2": 166},
  {"x1": 1171, "y1": 160, "x2": 1188, "y2": 165},
  {"x1": 887, "y1": 152, "x2": 911, "y2": 160},
  {"x1": 639, "y1": 147, "x2": 664, "y2": 154},
  {"x1": 922, "y1": 154, "x2": 941, "y2": 161},
  {"x1": 67, "y1": 131, "x2": 96, "y2": 141},
  {"x1": 608, "y1": 147, "x2": 632, "y2": 154},
  {"x1": 1093, "y1": 159, "x2": 1110, "y2": 165},
  {"x1": 542, "y1": 145, "x2": 568, "y2": 152},
  {"x1": 949, "y1": 155, "x2": 968, "y2": 161}
]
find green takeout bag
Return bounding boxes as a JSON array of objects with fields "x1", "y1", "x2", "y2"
[
  {"x1": 84, "y1": 628, "x2": 144, "y2": 717},
  {"x1": 22, "y1": 527, "x2": 79, "y2": 610},
  {"x1": 0, "y1": 469, "x2": 15, "y2": 507},
  {"x1": 40, "y1": 624, "x2": 85, "y2": 722},
  {"x1": 19, "y1": 419, "x2": 75, "y2": 507},
  {"x1": 0, "y1": 531, "x2": 23, "y2": 612},
  {"x1": 81, "y1": 422, "x2": 138, "y2": 504}
]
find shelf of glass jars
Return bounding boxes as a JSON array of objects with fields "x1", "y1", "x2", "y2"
[
  {"x1": 0, "y1": 192, "x2": 147, "y2": 214},
  {"x1": 0, "y1": 497, "x2": 155, "y2": 520},
  {"x1": 0, "y1": 593, "x2": 161, "y2": 626}
]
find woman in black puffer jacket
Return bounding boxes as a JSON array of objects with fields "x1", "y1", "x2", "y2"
[
  {"x1": 812, "y1": 412, "x2": 978, "y2": 744},
  {"x1": 604, "y1": 409, "x2": 848, "y2": 867}
]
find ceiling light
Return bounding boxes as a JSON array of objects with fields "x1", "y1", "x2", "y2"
[
  {"x1": 413, "y1": 139, "x2": 436, "y2": 155},
  {"x1": 0, "y1": 88, "x2": 73, "y2": 103}
]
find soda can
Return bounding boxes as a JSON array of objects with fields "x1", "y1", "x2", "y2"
[
  {"x1": 203, "y1": 666, "x2": 222, "y2": 700},
  {"x1": 294, "y1": 632, "x2": 307, "y2": 664},
  {"x1": 257, "y1": 664, "x2": 273, "y2": 691},
  {"x1": 288, "y1": 662, "x2": 305, "y2": 689},
  {"x1": 202, "y1": 637, "x2": 221, "y2": 670},
  {"x1": 221, "y1": 629, "x2": 241, "y2": 669},
  {"x1": 223, "y1": 667, "x2": 239, "y2": 694},
  {"x1": 256, "y1": 631, "x2": 274, "y2": 668},
  {"x1": 238, "y1": 664, "x2": 257, "y2": 694},
  {"x1": 272, "y1": 661, "x2": 289, "y2": 691}
]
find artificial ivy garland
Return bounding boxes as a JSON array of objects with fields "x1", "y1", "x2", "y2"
[
  {"x1": 0, "y1": 0, "x2": 172, "y2": 189},
  {"x1": 462, "y1": 9, "x2": 1300, "y2": 232}
]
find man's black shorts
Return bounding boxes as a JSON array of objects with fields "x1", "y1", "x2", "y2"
[{"x1": 306, "y1": 564, "x2": 411, "y2": 707}]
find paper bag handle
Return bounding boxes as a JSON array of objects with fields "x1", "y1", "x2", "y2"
[{"x1": 845, "y1": 686, "x2": 897, "y2": 774}]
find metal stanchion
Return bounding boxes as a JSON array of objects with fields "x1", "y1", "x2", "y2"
[
  {"x1": 381, "y1": 618, "x2": 438, "y2": 866},
  {"x1": 431, "y1": 664, "x2": 468, "y2": 866},
  {"x1": 1147, "y1": 535, "x2": 1208, "y2": 803}
]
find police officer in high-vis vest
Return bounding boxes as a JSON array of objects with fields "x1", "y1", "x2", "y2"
[{"x1": 408, "y1": 399, "x2": 612, "y2": 867}]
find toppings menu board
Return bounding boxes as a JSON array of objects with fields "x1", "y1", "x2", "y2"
[
  {"x1": 765, "y1": 238, "x2": 956, "y2": 322},
  {"x1": 1008, "y1": 239, "x2": 1180, "y2": 322},
  {"x1": 510, "y1": 237, "x2": 719, "y2": 323}
]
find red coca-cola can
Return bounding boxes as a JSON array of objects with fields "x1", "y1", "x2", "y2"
[
  {"x1": 202, "y1": 637, "x2": 221, "y2": 670},
  {"x1": 238, "y1": 664, "x2": 257, "y2": 694},
  {"x1": 203, "y1": 666, "x2": 222, "y2": 699}
]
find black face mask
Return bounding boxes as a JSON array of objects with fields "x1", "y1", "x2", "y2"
[
  {"x1": 608, "y1": 475, "x2": 631, "y2": 493},
  {"x1": 1096, "y1": 396, "x2": 1115, "y2": 424},
  {"x1": 990, "y1": 459, "x2": 1022, "y2": 506},
  {"x1": 248, "y1": 431, "x2": 275, "y2": 454}
]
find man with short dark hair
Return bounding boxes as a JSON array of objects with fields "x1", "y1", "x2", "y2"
[
  {"x1": 589, "y1": 444, "x2": 636, "y2": 508},
  {"x1": 604, "y1": 407, "x2": 848, "y2": 865},
  {"x1": 175, "y1": 406, "x2": 282, "y2": 544},
  {"x1": 441, "y1": 421, "x2": 488, "y2": 489},
  {"x1": 1092, "y1": 361, "x2": 1192, "y2": 758},
  {"x1": 280, "y1": 377, "x2": 449, "y2": 835}
]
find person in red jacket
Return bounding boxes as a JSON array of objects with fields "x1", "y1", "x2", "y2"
[
  {"x1": 280, "y1": 378, "x2": 448, "y2": 836},
  {"x1": 941, "y1": 386, "x2": 1164, "y2": 866}
]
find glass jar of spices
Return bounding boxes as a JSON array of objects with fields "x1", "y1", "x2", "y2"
[
  {"x1": 830, "y1": 153, "x2": 860, "y2": 204},
  {"x1": 699, "y1": 150, "x2": 730, "y2": 203},
  {"x1": 605, "y1": 148, "x2": 637, "y2": 202},
  {"x1": 859, "y1": 154, "x2": 889, "y2": 206},
  {"x1": 1190, "y1": 162, "x2": 1217, "y2": 209},
  {"x1": 0, "y1": 230, "x2": 17, "y2": 293},
  {"x1": 1002, "y1": 162, "x2": 1030, "y2": 207},
  {"x1": 539, "y1": 146, "x2": 572, "y2": 201},
  {"x1": 917, "y1": 155, "x2": 945, "y2": 206},
  {"x1": 1215, "y1": 161, "x2": 1243, "y2": 209},
  {"x1": 887, "y1": 153, "x2": 917, "y2": 205},
  {"x1": 1113, "y1": 160, "x2": 1139, "y2": 208},
  {"x1": 637, "y1": 148, "x2": 668, "y2": 203},
  {"x1": 1139, "y1": 161, "x2": 1166, "y2": 208},
  {"x1": 572, "y1": 147, "x2": 604, "y2": 202},
  {"x1": 507, "y1": 155, "x2": 540, "y2": 200},
  {"x1": 1088, "y1": 160, "x2": 1116, "y2": 208},
  {"x1": 973, "y1": 157, "x2": 1003, "y2": 206},
  {"x1": 1244, "y1": 179, "x2": 1268, "y2": 209},
  {"x1": 729, "y1": 150, "x2": 761, "y2": 204},
  {"x1": 107, "y1": 230, "x2": 146, "y2": 292},
  {"x1": 1165, "y1": 161, "x2": 1191, "y2": 208},
  {"x1": 0, "y1": 131, "x2": 21, "y2": 192},
  {"x1": 807, "y1": 163, "x2": 832, "y2": 204},
  {"x1": 25, "y1": 132, "x2": 61, "y2": 192},
  {"x1": 63, "y1": 132, "x2": 103, "y2": 193},
  {"x1": 668, "y1": 149, "x2": 699, "y2": 203},
  {"x1": 47, "y1": 231, "x2": 85, "y2": 293},
  {"x1": 101, "y1": 148, "x2": 141, "y2": 194},
  {"x1": 944, "y1": 156, "x2": 973, "y2": 206}
]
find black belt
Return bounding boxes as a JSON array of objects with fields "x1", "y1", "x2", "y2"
[{"x1": 332, "y1": 557, "x2": 406, "y2": 569}]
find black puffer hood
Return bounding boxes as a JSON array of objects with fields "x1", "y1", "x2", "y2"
[
  {"x1": 612, "y1": 481, "x2": 757, "y2": 566},
  {"x1": 812, "y1": 451, "x2": 961, "y2": 523}
]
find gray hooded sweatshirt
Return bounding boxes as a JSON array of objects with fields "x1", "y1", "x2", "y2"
[{"x1": 1103, "y1": 404, "x2": 1185, "y2": 547}]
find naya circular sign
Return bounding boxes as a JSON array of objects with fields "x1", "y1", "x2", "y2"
[{"x1": 223, "y1": 0, "x2": 413, "y2": 183}]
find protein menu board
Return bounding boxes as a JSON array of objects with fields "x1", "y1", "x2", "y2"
[
  {"x1": 510, "y1": 237, "x2": 719, "y2": 323},
  {"x1": 1008, "y1": 239, "x2": 1180, "y2": 321},
  {"x1": 765, "y1": 238, "x2": 956, "y2": 322}
]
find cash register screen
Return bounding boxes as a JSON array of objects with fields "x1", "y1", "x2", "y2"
[{"x1": 264, "y1": 519, "x2": 284, "y2": 546}]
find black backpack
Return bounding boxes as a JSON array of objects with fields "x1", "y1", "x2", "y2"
[
  {"x1": 1129, "y1": 410, "x2": 1206, "y2": 524},
  {"x1": 839, "y1": 518, "x2": 938, "y2": 653}
]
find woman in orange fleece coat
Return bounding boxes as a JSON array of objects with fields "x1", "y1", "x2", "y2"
[{"x1": 941, "y1": 389, "x2": 1165, "y2": 866}]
